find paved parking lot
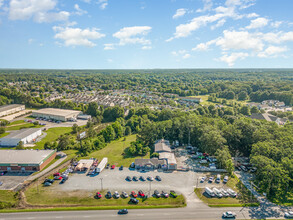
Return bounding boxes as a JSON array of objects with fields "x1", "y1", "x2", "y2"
[{"x1": 0, "y1": 173, "x2": 31, "y2": 190}]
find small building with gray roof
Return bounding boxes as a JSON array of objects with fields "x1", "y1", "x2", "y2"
[{"x1": 0, "y1": 128, "x2": 42, "y2": 147}]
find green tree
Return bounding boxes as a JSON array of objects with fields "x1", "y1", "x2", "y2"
[
  {"x1": 238, "y1": 91, "x2": 248, "y2": 101},
  {"x1": 16, "y1": 141, "x2": 24, "y2": 150}
]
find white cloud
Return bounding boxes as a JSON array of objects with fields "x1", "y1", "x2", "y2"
[
  {"x1": 9, "y1": 0, "x2": 69, "y2": 23},
  {"x1": 246, "y1": 13, "x2": 259, "y2": 18},
  {"x1": 142, "y1": 46, "x2": 152, "y2": 50},
  {"x1": 197, "y1": 0, "x2": 213, "y2": 13},
  {"x1": 215, "y1": 30, "x2": 264, "y2": 51},
  {"x1": 271, "y1": 21, "x2": 282, "y2": 28},
  {"x1": 28, "y1": 38, "x2": 34, "y2": 44},
  {"x1": 219, "y1": 52, "x2": 249, "y2": 66},
  {"x1": 192, "y1": 43, "x2": 208, "y2": 51},
  {"x1": 113, "y1": 26, "x2": 152, "y2": 46},
  {"x1": 171, "y1": 50, "x2": 190, "y2": 59},
  {"x1": 211, "y1": 19, "x2": 226, "y2": 30},
  {"x1": 53, "y1": 26, "x2": 105, "y2": 47},
  {"x1": 0, "y1": 0, "x2": 4, "y2": 7},
  {"x1": 183, "y1": 53, "x2": 191, "y2": 59},
  {"x1": 98, "y1": 0, "x2": 108, "y2": 10},
  {"x1": 74, "y1": 4, "x2": 87, "y2": 16},
  {"x1": 173, "y1": 8, "x2": 187, "y2": 19},
  {"x1": 104, "y1": 43, "x2": 115, "y2": 50},
  {"x1": 245, "y1": 17, "x2": 269, "y2": 29},
  {"x1": 258, "y1": 46, "x2": 287, "y2": 58}
]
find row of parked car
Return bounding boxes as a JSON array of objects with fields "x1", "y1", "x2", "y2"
[
  {"x1": 43, "y1": 168, "x2": 73, "y2": 186},
  {"x1": 126, "y1": 175, "x2": 161, "y2": 182},
  {"x1": 201, "y1": 174, "x2": 229, "y2": 184},
  {"x1": 205, "y1": 187, "x2": 237, "y2": 198},
  {"x1": 96, "y1": 190, "x2": 178, "y2": 201}
]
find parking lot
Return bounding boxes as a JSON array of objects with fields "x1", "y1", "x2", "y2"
[{"x1": 0, "y1": 173, "x2": 31, "y2": 190}]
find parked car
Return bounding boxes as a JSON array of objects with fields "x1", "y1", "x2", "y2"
[
  {"x1": 216, "y1": 174, "x2": 221, "y2": 183},
  {"x1": 200, "y1": 176, "x2": 206, "y2": 182},
  {"x1": 113, "y1": 191, "x2": 120, "y2": 198},
  {"x1": 122, "y1": 191, "x2": 128, "y2": 198},
  {"x1": 155, "y1": 175, "x2": 161, "y2": 181},
  {"x1": 222, "y1": 211, "x2": 236, "y2": 218},
  {"x1": 44, "y1": 182, "x2": 52, "y2": 186},
  {"x1": 209, "y1": 176, "x2": 214, "y2": 182},
  {"x1": 147, "y1": 176, "x2": 154, "y2": 181},
  {"x1": 53, "y1": 172, "x2": 60, "y2": 176},
  {"x1": 133, "y1": 176, "x2": 138, "y2": 181},
  {"x1": 119, "y1": 165, "x2": 123, "y2": 170},
  {"x1": 111, "y1": 165, "x2": 115, "y2": 169},
  {"x1": 138, "y1": 190, "x2": 145, "y2": 198},
  {"x1": 129, "y1": 198, "x2": 139, "y2": 204},
  {"x1": 140, "y1": 176, "x2": 146, "y2": 181},
  {"x1": 44, "y1": 179, "x2": 54, "y2": 184},
  {"x1": 285, "y1": 211, "x2": 293, "y2": 218},
  {"x1": 96, "y1": 192, "x2": 102, "y2": 199},
  {"x1": 170, "y1": 190, "x2": 178, "y2": 198},
  {"x1": 131, "y1": 191, "x2": 138, "y2": 198},
  {"x1": 154, "y1": 190, "x2": 161, "y2": 198},
  {"x1": 54, "y1": 176, "x2": 62, "y2": 180},
  {"x1": 0, "y1": 181, "x2": 3, "y2": 186},
  {"x1": 220, "y1": 188, "x2": 229, "y2": 197},
  {"x1": 1, "y1": 171, "x2": 7, "y2": 176},
  {"x1": 106, "y1": 163, "x2": 110, "y2": 169},
  {"x1": 223, "y1": 176, "x2": 229, "y2": 183},
  {"x1": 118, "y1": 209, "x2": 128, "y2": 214},
  {"x1": 226, "y1": 189, "x2": 237, "y2": 197},
  {"x1": 106, "y1": 191, "x2": 112, "y2": 198},
  {"x1": 161, "y1": 191, "x2": 169, "y2": 198},
  {"x1": 126, "y1": 176, "x2": 132, "y2": 181},
  {"x1": 130, "y1": 162, "x2": 135, "y2": 169},
  {"x1": 60, "y1": 178, "x2": 67, "y2": 184}
]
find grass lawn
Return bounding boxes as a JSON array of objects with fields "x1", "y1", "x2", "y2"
[
  {"x1": 84, "y1": 135, "x2": 149, "y2": 167},
  {"x1": 269, "y1": 192, "x2": 293, "y2": 206},
  {"x1": 6, "y1": 121, "x2": 43, "y2": 131},
  {"x1": 0, "y1": 190, "x2": 18, "y2": 208},
  {"x1": 25, "y1": 186, "x2": 185, "y2": 208},
  {"x1": 8, "y1": 120, "x2": 26, "y2": 126},
  {"x1": 0, "y1": 132, "x2": 9, "y2": 138},
  {"x1": 194, "y1": 176, "x2": 259, "y2": 207},
  {"x1": 34, "y1": 127, "x2": 72, "y2": 149}
]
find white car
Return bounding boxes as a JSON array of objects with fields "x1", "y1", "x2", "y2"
[
  {"x1": 148, "y1": 176, "x2": 154, "y2": 181},
  {"x1": 0, "y1": 181, "x2": 3, "y2": 186},
  {"x1": 114, "y1": 191, "x2": 120, "y2": 198},
  {"x1": 285, "y1": 211, "x2": 293, "y2": 218},
  {"x1": 200, "y1": 177, "x2": 206, "y2": 182},
  {"x1": 222, "y1": 211, "x2": 236, "y2": 218}
]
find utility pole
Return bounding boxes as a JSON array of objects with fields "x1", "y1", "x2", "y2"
[
  {"x1": 100, "y1": 178, "x2": 103, "y2": 191},
  {"x1": 149, "y1": 181, "x2": 151, "y2": 198},
  {"x1": 196, "y1": 177, "x2": 199, "y2": 188},
  {"x1": 250, "y1": 180, "x2": 252, "y2": 202}
]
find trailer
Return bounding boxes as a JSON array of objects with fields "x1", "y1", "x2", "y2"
[{"x1": 96, "y1": 157, "x2": 108, "y2": 173}]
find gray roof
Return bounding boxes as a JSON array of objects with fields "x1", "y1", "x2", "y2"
[
  {"x1": 159, "y1": 152, "x2": 177, "y2": 164},
  {"x1": 0, "y1": 104, "x2": 24, "y2": 112},
  {"x1": 0, "y1": 150, "x2": 56, "y2": 165},
  {"x1": 0, "y1": 128, "x2": 41, "y2": 140},
  {"x1": 155, "y1": 140, "x2": 171, "y2": 153},
  {"x1": 32, "y1": 108, "x2": 81, "y2": 117},
  {"x1": 135, "y1": 158, "x2": 165, "y2": 166}
]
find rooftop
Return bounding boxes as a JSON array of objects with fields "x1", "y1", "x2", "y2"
[
  {"x1": 32, "y1": 108, "x2": 81, "y2": 117},
  {"x1": 0, "y1": 128, "x2": 41, "y2": 140},
  {"x1": 155, "y1": 139, "x2": 171, "y2": 153},
  {"x1": 159, "y1": 152, "x2": 177, "y2": 164},
  {"x1": 0, "y1": 104, "x2": 24, "y2": 112},
  {"x1": 0, "y1": 149, "x2": 56, "y2": 165},
  {"x1": 135, "y1": 158, "x2": 165, "y2": 166}
]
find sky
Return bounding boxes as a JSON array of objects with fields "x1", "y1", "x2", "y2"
[{"x1": 0, "y1": 0, "x2": 293, "y2": 69}]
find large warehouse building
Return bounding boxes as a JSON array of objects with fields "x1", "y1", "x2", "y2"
[
  {"x1": 0, "y1": 150, "x2": 56, "y2": 172},
  {"x1": 32, "y1": 108, "x2": 82, "y2": 122},
  {"x1": 0, "y1": 104, "x2": 25, "y2": 117},
  {"x1": 0, "y1": 128, "x2": 42, "y2": 147}
]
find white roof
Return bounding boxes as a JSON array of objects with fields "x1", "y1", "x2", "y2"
[
  {"x1": 0, "y1": 128, "x2": 41, "y2": 140},
  {"x1": 32, "y1": 108, "x2": 81, "y2": 117},
  {"x1": 159, "y1": 152, "x2": 177, "y2": 164},
  {"x1": 0, "y1": 150, "x2": 55, "y2": 165}
]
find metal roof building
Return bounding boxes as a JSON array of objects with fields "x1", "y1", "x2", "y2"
[
  {"x1": 0, "y1": 104, "x2": 25, "y2": 117},
  {"x1": 32, "y1": 108, "x2": 81, "y2": 122},
  {"x1": 0, "y1": 128, "x2": 42, "y2": 147},
  {"x1": 0, "y1": 149, "x2": 56, "y2": 172}
]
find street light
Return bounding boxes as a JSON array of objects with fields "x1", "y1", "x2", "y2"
[{"x1": 100, "y1": 178, "x2": 103, "y2": 191}]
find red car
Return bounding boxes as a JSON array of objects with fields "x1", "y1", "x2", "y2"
[
  {"x1": 111, "y1": 165, "x2": 115, "y2": 169},
  {"x1": 138, "y1": 190, "x2": 145, "y2": 198},
  {"x1": 53, "y1": 172, "x2": 60, "y2": 176},
  {"x1": 96, "y1": 192, "x2": 102, "y2": 199},
  {"x1": 131, "y1": 191, "x2": 137, "y2": 198},
  {"x1": 54, "y1": 176, "x2": 62, "y2": 180}
]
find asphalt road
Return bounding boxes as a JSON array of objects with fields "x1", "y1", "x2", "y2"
[{"x1": 0, "y1": 205, "x2": 289, "y2": 220}]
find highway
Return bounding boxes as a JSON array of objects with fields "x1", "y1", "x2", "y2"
[{"x1": 0, "y1": 204, "x2": 290, "y2": 220}]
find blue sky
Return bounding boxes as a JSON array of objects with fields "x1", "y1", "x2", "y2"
[{"x1": 0, "y1": 0, "x2": 293, "y2": 69}]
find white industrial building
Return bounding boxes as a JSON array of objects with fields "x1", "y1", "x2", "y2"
[
  {"x1": 0, "y1": 128, "x2": 42, "y2": 147},
  {"x1": 32, "y1": 108, "x2": 81, "y2": 122},
  {"x1": 0, "y1": 104, "x2": 25, "y2": 117}
]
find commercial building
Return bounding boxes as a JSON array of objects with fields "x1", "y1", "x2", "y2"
[
  {"x1": 159, "y1": 152, "x2": 177, "y2": 170},
  {"x1": 0, "y1": 149, "x2": 56, "y2": 172},
  {"x1": 75, "y1": 159, "x2": 94, "y2": 171},
  {"x1": 0, "y1": 128, "x2": 42, "y2": 147},
  {"x1": 32, "y1": 108, "x2": 81, "y2": 122},
  {"x1": 154, "y1": 139, "x2": 172, "y2": 153},
  {"x1": 0, "y1": 104, "x2": 25, "y2": 117},
  {"x1": 134, "y1": 158, "x2": 166, "y2": 170}
]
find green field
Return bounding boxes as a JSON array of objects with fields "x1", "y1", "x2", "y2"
[
  {"x1": 25, "y1": 186, "x2": 185, "y2": 208},
  {"x1": 194, "y1": 176, "x2": 259, "y2": 207},
  {"x1": 85, "y1": 135, "x2": 149, "y2": 167},
  {"x1": 6, "y1": 120, "x2": 43, "y2": 131},
  {"x1": 0, "y1": 190, "x2": 18, "y2": 209},
  {"x1": 0, "y1": 132, "x2": 9, "y2": 138},
  {"x1": 34, "y1": 127, "x2": 72, "y2": 149}
]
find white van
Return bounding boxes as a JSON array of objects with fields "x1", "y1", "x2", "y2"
[
  {"x1": 227, "y1": 188, "x2": 237, "y2": 197},
  {"x1": 213, "y1": 188, "x2": 223, "y2": 198},
  {"x1": 205, "y1": 187, "x2": 215, "y2": 197},
  {"x1": 216, "y1": 174, "x2": 221, "y2": 183},
  {"x1": 220, "y1": 188, "x2": 229, "y2": 197}
]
